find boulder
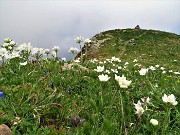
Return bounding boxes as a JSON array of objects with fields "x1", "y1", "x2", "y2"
[{"x1": 0, "y1": 124, "x2": 12, "y2": 135}]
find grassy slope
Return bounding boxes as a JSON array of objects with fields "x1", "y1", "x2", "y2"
[{"x1": 87, "y1": 29, "x2": 180, "y2": 69}]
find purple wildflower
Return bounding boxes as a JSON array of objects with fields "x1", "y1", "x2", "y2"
[{"x1": 71, "y1": 113, "x2": 85, "y2": 127}]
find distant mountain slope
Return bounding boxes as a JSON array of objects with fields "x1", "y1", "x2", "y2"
[{"x1": 78, "y1": 28, "x2": 180, "y2": 69}]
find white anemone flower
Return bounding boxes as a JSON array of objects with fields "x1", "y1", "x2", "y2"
[
  {"x1": 74, "y1": 58, "x2": 81, "y2": 63},
  {"x1": 44, "y1": 49, "x2": 50, "y2": 55},
  {"x1": 20, "y1": 61, "x2": 27, "y2": 66},
  {"x1": 174, "y1": 72, "x2": 180, "y2": 75},
  {"x1": 124, "y1": 62, "x2": 129, "y2": 65},
  {"x1": 141, "y1": 97, "x2": 151, "y2": 104},
  {"x1": 139, "y1": 68, "x2": 148, "y2": 75},
  {"x1": 94, "y1": 66, "x2": 104, "y2": 72},
  {"x1": 111, "y1": 68, "x2": 118, "y2": 73},
  {"x1": 134, "y1": 100, "x2": 144, "y2": 116},
  {"x1": 31, "y1": 47, "x2": 39, "y2": 55},
  {"x1": 61, "y1": 57, "x2": 66, "y2": 61},
  {"x1": 98, "y1": 74, "x2": 110, "y2": 82},
  {"x1": 150, "y1": 119, "x2": 158, "y2": 126},
  {"x1": 74, "y1": 59, "x2": 80, "y2": 63},
  {"x1": 155, "y1": 64, "x2": 160, "y2": 68},
  {"x1": 99, "y1": 61, "x2": 103, "y2": 64},
  {"x1": 4, "y1": 38, "x2": 12, "y2": 43},
  {"x1": 10, "y1": 41, "x2": 16, "y2": 45},
  {"x1": 169, "y1": 70, "x2": 173, "y2": 73},
  {"x1": 162, "y1": 71, "x2": 166, "y2": 74},
  {"x1": 52, "y1": 46, "x2": 59, "y2": 52},
  {"x1": 84, "y1": 38, "x2": 91, "y2": 46},
  {"x1": 74, "y1": 36, "x2": 84, "y2": 44},
  {"x1": 90, "y1": 58, "x2": 98, "y2": 63},
  {"x1": 68, "y1": 47, "x2": 79, "y2": 54},
  {"x1": 160, "y1": 67, "x2": 165, "y2": 70},
  {"x1": 16, "y1": 42, "x2": 32, "y2": 53},
  {"x1": 162, "y1": 94, "x2": 178, "y2": 106},
  {"x1": 8, "y1": 51, "x2": 20, "y2": 59},
  {"x1": 105, "y1": 69, "x2": 110, "y2": 74},
  {"x1": 133, "y1": 59, "x2": 138, "y2": 62},
  {"x1": 2, "y1": 43, "x2": 10, "y2": 47},
  {"x1": 51, "y1": 50, "x2": 57, "y2": 57},
  {"x1": 111, "y1": 56, "x2": 121, "y2": 62},
  {"x1": 0, "y1": 48, "x2": 8, "y2": 57},
  {"x1": 115, "y1": 74, "x2": 132, "y2": 88},
  {"x1": 149, "y1": 66, "x2": 156, "y2": 71}
]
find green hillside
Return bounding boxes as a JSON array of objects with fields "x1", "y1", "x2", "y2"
[{"x1": 82, "y1": 28, "x2": 180, "y2": 69}]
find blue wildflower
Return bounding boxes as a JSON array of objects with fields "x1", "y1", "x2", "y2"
[
  {"x1": 50, "y1": 82, "x2": 54, "y2": 89},
  {"x1": 0, "y1": 92, "x2": 4, "y2": 98}
]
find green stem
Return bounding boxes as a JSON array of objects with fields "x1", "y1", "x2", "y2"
[
  {"x1": 162, "y1": 107, "x2": 171, "y2": 134},
  {"x1": 80, "y1": 44, "x2": 82, "y2": 59},
  {"x1": 119, "y1": 91, "x2": 127, "y2": 135}
]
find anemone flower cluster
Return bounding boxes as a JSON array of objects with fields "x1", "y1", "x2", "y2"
[
  {"x1": 111, "y1": 56, "x2": 121, "y2": 62},
  {"x1": 148, "y1": 66, "x2": 156, "y2": 71},
  {"x1": 0, "y1": 38, "x2": 62, "y2": 63},
  {"x1": 2, "y1": 38, "x2": 16, "y2": 51}
]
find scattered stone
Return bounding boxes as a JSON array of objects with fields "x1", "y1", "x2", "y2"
[
  {"x1": 128, "y1": 38, "x2": 136, "y2": 45},
  {"x1": 129, "y1": 38, "x2": 135, "y2": 43},
  {"x1": 62, "y1": 63, "x2": 74, "y2": 71},
  {"x1": 62, "y1": 63, "x2": 89, "y2": 72},
  {"x1": 0, "y1": 124, "x2": 12, "y2": 135}
]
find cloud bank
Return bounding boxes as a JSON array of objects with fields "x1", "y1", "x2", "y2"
[{"x1": 0, "y1": 0, "x2": 180, "y2": 59}]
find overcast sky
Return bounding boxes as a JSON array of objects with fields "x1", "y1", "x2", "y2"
[{"x1": 0, "y1": 0, "x2": 180, "y2": 59}]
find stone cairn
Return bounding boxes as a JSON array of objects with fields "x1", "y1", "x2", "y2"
[{"x1": 135, "y1": 25, "x2": 140, "y2": 29}]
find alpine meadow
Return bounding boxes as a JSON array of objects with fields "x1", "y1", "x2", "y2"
[{"x1": 0, "y1": 28, "x2": 180, "y2": 134}]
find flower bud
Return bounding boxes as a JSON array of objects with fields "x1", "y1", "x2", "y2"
[
  {"x1": 150, "y1": 119, "x2": 158, "y2": 126},
  {"x1": 4, "y1": 38, "x2": 12, "y2": 43}
]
